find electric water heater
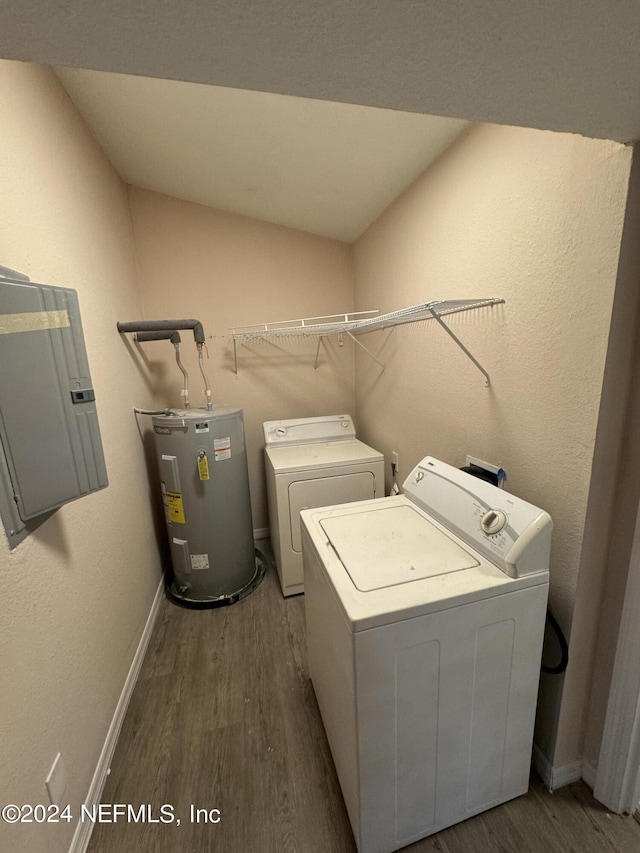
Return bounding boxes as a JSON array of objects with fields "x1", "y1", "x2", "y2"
[{"x1": 152, "y1": 406, "x2": 258, "y2": 605}]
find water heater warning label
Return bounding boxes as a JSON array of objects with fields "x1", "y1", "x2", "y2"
[
  {"x1": 197, "y1": 451, "x2": 210, "y2": 480},
  {"x1": 166, "y1": 491, "x2": 185, "y2": 523},
  {"x1": 195, "y1": 422, "x2": 209, "y2": 433},
  {"x1": 214, "y1": 437, "x2": 231, "y2": 461},
  {"x1": 191, "y1": 554, "x2": 210, "y2": 571}
]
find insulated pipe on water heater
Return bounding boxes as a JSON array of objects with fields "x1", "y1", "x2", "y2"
[
  {"x1": 117, "y1": 318, "x2": 206, "y2": 343},
  {"x1": 117, "y1": 318, "x2": 211, "y2": 410},
  {"x1": 134, "y1": 330, "x2": 182, "y2": 345},
  {"x1": 134, "y1": 330, "x2": 191, "y2": 409},
  {"x1": 197, "y1": 343, "x2": 212, "y2": 411}
]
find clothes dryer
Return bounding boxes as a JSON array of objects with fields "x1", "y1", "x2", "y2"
[
  {"x1": 264, "y1": 415, "x2": 384, "y2": 596},
  {"x1": 301, "y1": 456, "x2": 552, "y2": 853}
]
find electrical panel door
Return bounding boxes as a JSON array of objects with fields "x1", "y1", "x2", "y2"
[{"x1": 0, "y1": 277, "x2": 108, "y2": 544}]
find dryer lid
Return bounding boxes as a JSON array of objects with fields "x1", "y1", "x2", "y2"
[
  {"x1": 266, "y1": 438, "x2": 383, "y2": 473},
  {"x1": 320, "y1": 504, "x2": 479, "y2": 592}
]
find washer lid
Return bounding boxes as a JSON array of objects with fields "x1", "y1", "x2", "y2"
[{"x1": 320, "y1": 504, "x2": 479, "y2": 591}]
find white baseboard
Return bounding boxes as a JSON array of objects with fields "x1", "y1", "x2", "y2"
[
  {"x1": 552, "y1": 759, "x2": 584, "y2": 789},
  {"x1": 532, "y1": 744, "x2": 583, "y2": 791},
  {"x1": 253, "y1": 527, "x2": 270, "y2": 540},
  {"x1": 69, "y1": 575, "x2": 165, "y2": 853},
  {"x1": 582, "y1": 758, "x2": 598, "y2": 790}
]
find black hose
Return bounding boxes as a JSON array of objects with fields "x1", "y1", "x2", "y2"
[
  {"x1": 542, "y1": 609, "x2": 569, "y2": 674},
  {"x1": 459, "y1": 464, "x2": 499, "y2": 486}
]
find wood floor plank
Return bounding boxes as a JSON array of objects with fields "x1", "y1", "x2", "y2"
[{"x1": 87, "y1": 541, "x2": 640, "y2": 853}]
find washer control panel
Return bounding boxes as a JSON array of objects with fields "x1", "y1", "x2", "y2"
[
  {"x1": 472, "y1": 502, "x2": 512, "y2": 558},
  {"x1": 404, "y1": 457, "x2": 553, "y2": 578},
  {"x1": 481, "y1": 509, "x2": 507, "y2": 535}
]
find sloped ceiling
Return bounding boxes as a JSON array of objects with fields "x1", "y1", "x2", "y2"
[
  {"x1": 55, "y1": 68, "x2": 468, "y2": 242},
  {"x1": 2, "y1": 1, "x2": 640, "y2": 143}
]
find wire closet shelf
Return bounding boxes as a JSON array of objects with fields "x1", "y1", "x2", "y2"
[{"x1": 229, "y1": 297, "x2": 504, "y2": 384}]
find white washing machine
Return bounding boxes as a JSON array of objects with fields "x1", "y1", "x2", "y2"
[
  {"x1": 301, "y1": 456, "x2": 552, "y2": 853},
  {"x1": 264, "y1": 414, "x2": 384, "y2": 597}
]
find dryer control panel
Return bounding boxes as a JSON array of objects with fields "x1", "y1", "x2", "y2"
[
  {"x1": 263, "y1": 414, "x2": 355, "y2": 446},
  {"x1": 404, "y1": 457, "x2": 552, "y2": 578}
]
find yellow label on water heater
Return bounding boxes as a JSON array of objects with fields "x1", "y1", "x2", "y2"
[
  {"x1": 166, "y1": 491, "x2": 185, "y2": 523},
  {"x1": 197, "y1": 451, "x2": 210, "y2": 481}
]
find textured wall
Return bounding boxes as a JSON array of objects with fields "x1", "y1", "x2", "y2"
[
  {"x1": 579, "y1": 150, "x2": 640, "y2": 767},
  {"x1": 352, "y1": 123, "x2": 632, "y2": 763},
  {"x1": 127, "y1": 188, "x2": 356, "y2": 530},
  {"x1": 0, "y1": 62, "x2": 161, "y2": 853}
]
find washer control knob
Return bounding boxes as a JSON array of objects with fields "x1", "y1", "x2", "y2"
[
  {"x1": 341, "y1": 421, "x2": 349, "y2": 429},
  {"x1": 481, "y1": 509, "x2": 507, "y2": 535},
  {"x1": 415, "y1": 471, "x2": 424, "y2": 483},
  {"x1": 276, "y1": 427, "x2": 287, "y2": 437}
]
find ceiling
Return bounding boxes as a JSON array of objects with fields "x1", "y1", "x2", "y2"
[
  {"x1": 2, "y1": 1, "x2": 640, "y2": 144},
  {"x1": 55, "y1": 67, "x2": 468, "y2": 242}
]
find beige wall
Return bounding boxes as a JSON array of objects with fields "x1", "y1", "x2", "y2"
[
  {"x1": 0, "y1": 62, "x2": 161, "y2": 853},
  {"x1": 127, "y1": 188, "x2": 356, "y2": 530},
  {"x1": 1, "y1": 64, "x2": 634, "y2": 843},
  {"x1": 352, "y1": 123, "x2": 632, "y2": 762},
  {"x1": 579, "y1": 150, "x2": 640, "y2": 766}
]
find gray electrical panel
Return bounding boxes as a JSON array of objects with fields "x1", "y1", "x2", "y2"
[{"x1": 0, "y1": 274, "x2": 108, "y2": 547}]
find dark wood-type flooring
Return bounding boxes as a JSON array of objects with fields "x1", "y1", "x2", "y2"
[{"x1": 88, "y1": 542, "x2": 640, "y2": 853}]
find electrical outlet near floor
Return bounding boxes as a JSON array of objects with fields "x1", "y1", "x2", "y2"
[
  {"x1": 391, "y1": 451, "x2": 399, "y2": 470},
  {"x1": 45, "y1": 753, "x2": 67, "y2": 805}
]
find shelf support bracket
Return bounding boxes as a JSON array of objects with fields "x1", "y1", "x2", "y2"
[
  {"x1": 428, "y1": 307, "x2": 491, "y2": 387},
  {"x1": 314, "y1": 337, "x2": 323, "y2": 370},
  {"x1": 233, "y1": 338, "x2": 238, "y2": 375},
  {"x1": 345, "y1": 331, "x2": 385, "y2": 372}
]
